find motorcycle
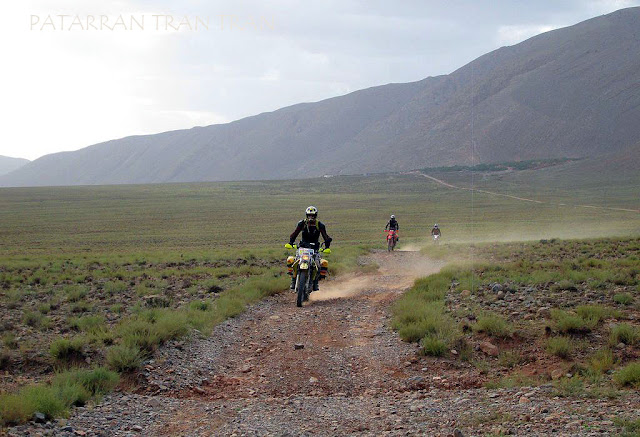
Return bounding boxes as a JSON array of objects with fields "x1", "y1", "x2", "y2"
[
  {"x1": 432, "y1": 233, "x2": 440, "y2": 245},
  {"x1": 385, "y1": 229, "x2": 398, "y2": 252},
  {"x1": 285, "y1": 243, "x2": 330, "y2": 307}
]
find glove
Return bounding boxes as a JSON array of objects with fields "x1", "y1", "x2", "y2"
[
  {"x1": 285, "y1": 243, "x2": 293, "y2": 249},
  {"x1": 322, "y1": 248, "x2": 331, "y2": 254}
]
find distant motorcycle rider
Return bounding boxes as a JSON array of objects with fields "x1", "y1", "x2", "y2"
[
  {"x1": 288, "y1": 206, "x2": 332, "y2": 291},
  {"x1": 385, "y1": 215, "x2": 399, "y2": 232},
  {"x1": 431, "y1": 224, "x2": 441, "y2": 237}
]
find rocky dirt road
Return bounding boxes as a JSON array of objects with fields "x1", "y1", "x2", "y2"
[{"x1": 15, "y1": 251, "x2": 636, "y2": 436}]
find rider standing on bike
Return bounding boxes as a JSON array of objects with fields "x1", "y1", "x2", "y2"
[
  {"x1": 431, "y1": 223, "x2": 441, "y2": 237},
  {"x1": 288, "y1": 206, "x2": 332, "y2": 290}
]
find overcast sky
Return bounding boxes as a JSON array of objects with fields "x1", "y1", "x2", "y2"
[{"x1": 2, "y1": 0, "x2": 639, "y2": 160}]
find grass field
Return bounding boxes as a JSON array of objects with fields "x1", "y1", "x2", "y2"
[
  {"x1": 1, "y1": 173, "x2": 638, "y2": 256},
  {"x1": 0, "y1": 171, "x2": 639, "y2": 426}
]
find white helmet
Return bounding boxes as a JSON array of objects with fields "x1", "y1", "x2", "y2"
[
  {"x1": 434, "y1": 224, "x2": 439, "y2": 228},
  {"x1": 390, "y1": 215, "x2": 395, "y2": 219},
  {"x1": 305, "y1": 206, "x2": 318, "y2": 216}
]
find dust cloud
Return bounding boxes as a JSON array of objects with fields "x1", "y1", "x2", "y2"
[
  {"x1": 309, "y1": 276, "x2": 376, "y2": 301},
  {"x1": 309, "y1": 251, "x2": 445, "y2": 302}
]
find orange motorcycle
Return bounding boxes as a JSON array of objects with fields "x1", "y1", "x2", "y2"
[{"x1": 384, "y1": 230, "x2": 398, "y2": 252}]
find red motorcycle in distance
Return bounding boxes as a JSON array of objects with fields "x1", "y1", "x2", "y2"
[{"x1": 384, "y1": 230, "x2": 398, "y2": 252}]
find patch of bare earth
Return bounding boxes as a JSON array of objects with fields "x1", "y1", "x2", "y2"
[{"x1": 29, "y1": 251, "x2": 637, "y2": 436}]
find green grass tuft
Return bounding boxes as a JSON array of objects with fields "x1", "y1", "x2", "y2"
[
  {"x1": 610, "y1": 324, "x2": 639, "y2": 346},
  {"x1": 420, "y1": 335, "x2": 448, "y2": 357},
  {"x1": 473, "y1": 313, "x2": 513, "y2": 338},
  {"x1": 55, "y1": 367, "x2": 119, "y2": 396},
  {"x1": 69, "y1": 300, "x2": 92, "y2": 313},
  {"x1": 550, "y1": 309, "x2": 597, "y2": 333},
  {"x1": 1, "y1": 332, "x2": 18, "y2": 349},
  {"x1": 106, "y1": 344, "x2": 143, "y2": 372},
  {"x1": 551, "y1": 279, "x2": 577, "y2": 292},
  {"x1": 104, "y1": 280, "x2": 127, "y2": 295},
  {"x1": 575, "y1": 305, "x2": 619, "y2": 323},
  {"x1": 391, "y1": 270, "x2": 459, "y2": 357},
  {"x1": 49, "y1": 337, "x2": 86, "y2": 361},
  {"x1": 64, "y1": 285, "x2": 88, "y2": 302},
  {"x1": 614, "y1": 362, "x2": 640, "y2": 388},
  {"x1": 614, "y1": 417, "x2": 640, "y2": 435},
  {"x1": 546, "y1": 336, "x2": 573, "y2": 359},
  {"x1": 553, "y1": 377, "x2": 585, "y2": 397},
  {"x1": 588, "y1": 348, "x2": 615, "y2": 375},
  {"x1": 22, "y1": 310, "x2": 48, "y2": 328},
  {"x1": 0, "y1": 367, "x2": 119, "y2": 426},
  {"x1": 613, "y1": 292, "x2": 634, "y2": 306},
  {"x1": 68, "y1": 315, "x2": 106, "y2": 333},
  {"x1": 498, "y1": 350, "x2": 525, "y2": 368}
]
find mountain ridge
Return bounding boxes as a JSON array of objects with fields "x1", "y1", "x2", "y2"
[
  {"x1": 2, "y1": 7, "x2": 640, "y2": 187},
  {"x1": 0, "y1": 155, "x2": 30, "y2": 177}
]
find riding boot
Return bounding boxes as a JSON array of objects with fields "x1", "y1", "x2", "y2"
[
  {"x1": 313, "y1": 278, "x2": 319, "y2": 291},
  {"x1": 290, "y1": 276, "x2": 296, "y2": 290}
]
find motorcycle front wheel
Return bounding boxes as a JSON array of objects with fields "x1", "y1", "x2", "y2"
[{"x1": 296, "y1": 269, "x2": 308, "y2": 307}]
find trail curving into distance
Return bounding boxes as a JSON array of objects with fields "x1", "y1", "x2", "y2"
[{"x1": 417, "y1": 172, "x2": 640, "y2": 213}]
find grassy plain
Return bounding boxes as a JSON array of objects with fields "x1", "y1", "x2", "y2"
[{"x1": 1, "y1": 172, "x2": 638, "y2": 256}]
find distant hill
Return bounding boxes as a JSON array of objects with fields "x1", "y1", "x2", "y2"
[
  {"x1": 2, "y1": 7, "x2": 640, "y2": 187},
  {"x1": 0, "y1": 156, "x2": 29, "y2": 176},
  {"x1": 503, "y1": 141, "x2": 640, "y2": 190}
]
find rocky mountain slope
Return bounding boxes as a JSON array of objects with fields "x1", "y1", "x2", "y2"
[{"x1": 2, "y1": 7, "x2": 640, "y2": 187}]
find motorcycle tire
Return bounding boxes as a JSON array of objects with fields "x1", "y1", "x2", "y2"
[{"x1": 296, "y1": 269, "x2": 308, "y2": 307}]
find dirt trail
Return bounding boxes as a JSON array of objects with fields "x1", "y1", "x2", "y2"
[
  {"x1": 418, "y1": 172, "x2": 640, "y2": 213},
  {"x1": 161, "y1": 251, "x2": 445, "y2": 413},
  {"x1": 59, "y1": 251, "x2": 635, "y2": 436}
]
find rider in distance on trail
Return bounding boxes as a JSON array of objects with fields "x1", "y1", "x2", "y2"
[
  {"x1": 385, "y1": 214, "x2": 399, "y2": 233},
  {"x1": 431, "y1": 223, "x2": 441, "y2": 241},
  {"x1": 384, "y1": 214, "x2": 400, "y2": 251}
]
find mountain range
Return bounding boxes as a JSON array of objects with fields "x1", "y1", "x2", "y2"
[
  {"x1": 0, "y1": 156, "x2": 29, "y2": 177},
  {"x1": 2, "y1": 7, "x2": 640, "y2": 187}
]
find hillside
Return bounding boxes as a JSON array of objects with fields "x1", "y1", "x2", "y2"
[
  {"x1": 2, "y1": 7, "x2": 640, "y2": 187},
  {"x1": 0, "y1": 155, "x2": 29, "y2": 176},
  {"x1": 520, "y1": 141, "x2": 640, "y2": 189}
]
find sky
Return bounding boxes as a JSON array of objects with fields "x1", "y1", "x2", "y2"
[{"x1": 2, "y1": 0, "x2": 639, "y2": 160}]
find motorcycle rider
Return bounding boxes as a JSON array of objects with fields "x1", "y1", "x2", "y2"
[
  {"x1": 385, "y1": 215, "x2": 399, "y2": 232},
  {"x1": 288, "y1": 206, "x2": 332, "y2": 291},
  {"x1": 385, "y1": 215, "x2": 399, "y2": 242},
  {"x1": 431, "y1": 223, "x2": 441, "y2": 238}
]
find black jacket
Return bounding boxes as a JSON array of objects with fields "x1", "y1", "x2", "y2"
[
  {"x1": 290, "y1": 220, "x2": 332, "y2": 249},
  {"x1": 385, "y1": 219, "x2": 399, "y2": 231}
]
